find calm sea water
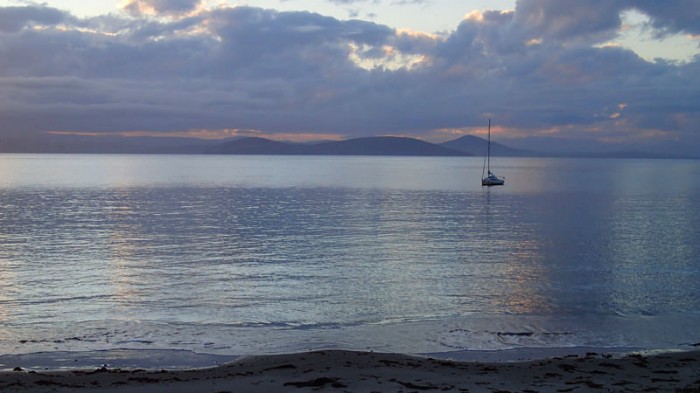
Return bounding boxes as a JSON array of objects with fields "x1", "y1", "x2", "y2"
[{"x1": 0, "y1": 154, "x2": 699, "y2": 365}]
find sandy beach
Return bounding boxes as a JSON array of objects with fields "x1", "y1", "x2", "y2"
[{"x1": 1, "y1": 349, "x2": 699, "y2": 392}]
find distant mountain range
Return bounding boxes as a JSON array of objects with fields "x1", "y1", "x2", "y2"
[
  {"x1": 0, "y1": 133, "x2": 695, "y2": 159},
  {"x1": 208, "y1": 136, "x2": 467, "y2": 156}
]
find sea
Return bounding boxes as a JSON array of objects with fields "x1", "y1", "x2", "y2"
[{"x1": 0, "y1": 154, "x2": 699, "y2": 369}]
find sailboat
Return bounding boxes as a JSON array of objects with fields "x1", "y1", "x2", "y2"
[{"x1": 481, "y1": 118, "x2": 505, "y2": 186}]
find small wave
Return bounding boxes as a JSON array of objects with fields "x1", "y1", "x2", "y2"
[
  {"x1": 12, "y1": 294, "x2": 114, "y2": 306},
  {"x1": 166, "y1": 320, "x2": 349, "y2": 330},
  {"x1": 439, "y1": 329, "x2": 579, "y2": 351},
  {"x1": 114, "y1": 340, "x2": 155, "y2": 345}
]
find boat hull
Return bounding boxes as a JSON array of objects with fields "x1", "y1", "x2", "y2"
[{"x1": 481, "y1": 178, "x2": 505, "y2": 186}]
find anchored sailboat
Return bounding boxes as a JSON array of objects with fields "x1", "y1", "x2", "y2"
[{"x1": 481, "y1": 118, "x2": 505, "y2": 186}]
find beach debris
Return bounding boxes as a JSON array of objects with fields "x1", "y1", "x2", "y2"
[{"x1": 283, "y1": 377, "x2": 347, "y2": 388}]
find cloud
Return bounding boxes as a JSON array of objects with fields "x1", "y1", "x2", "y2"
[
  {"x1": 123, "y1": 0, "x2": 204, "y2": 17},
  {"x1": 0, "y1": 2, "x2": 698, "y2": 155},
  {"x1": 326, "y1": 0, "x2": 367, "y2": 4},
  {"x1": 325, "y1": 0, "x2": 428, "y2": 5},
  {"x1": 0, "y1": 5, "x2": 68, "y2": 33},
  {"x1": 390, "y1": 0, "x2": 429, "y2": 5},
  {"x1": 632, "y1": 0, "x2": 700, "y2": 35},
  {"x1": 512, "y1": 0, "x2": 625, "y2": 44},
  {"x1": 510, "y1": 0, "x2": 700, "y2": 44}
]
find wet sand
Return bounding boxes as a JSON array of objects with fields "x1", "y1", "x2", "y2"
[{"x1": 1, "y1": 349, "x2": 699, "y2": 392}]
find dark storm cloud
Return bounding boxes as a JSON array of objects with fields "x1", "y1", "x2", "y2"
[{"x1": 0, "y1": 1, "x2": 697, "y2": 153}]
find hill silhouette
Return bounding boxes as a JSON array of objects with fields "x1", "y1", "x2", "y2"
[
  {"x1": 209, "y1": 136, "x2": 470, "y2": 156},
  {"x1": 439, "y1": 135, "x2": 534, "y2": 156}
]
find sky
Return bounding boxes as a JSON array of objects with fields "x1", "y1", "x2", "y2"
[{"x1": 0, "y1": 0, "x2": 698, "y2": 154}]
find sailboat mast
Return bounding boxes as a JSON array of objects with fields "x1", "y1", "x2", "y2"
[
  {"x1": 480, "y1": 117, "x2": 504, "y2": 186},
  {"x1": 487, "y1": 118, "x2": 491, "y2": 173}
]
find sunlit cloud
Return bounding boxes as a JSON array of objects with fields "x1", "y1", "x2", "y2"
[
  {"x1": 48, "y1": 128, "x2": 255, "y2": 139},
  {"x1": 347, "y1": 42, "x2": 427, "y2": 70},
  {"x1": 122, "y1": 0, "x2": 206, "y2": 18},
  {"x1": 431, "y1": 125, "x2": 513, "y2": 139},
  {"x1": 47, "y1": 129, "x2": 344, "y2": 142},
  {"x1": 464, "y1": 10, "x2": 484, "y2": 23},
  {"x1": 396, "y1": 28, "x2": 438, "y2": 40}
]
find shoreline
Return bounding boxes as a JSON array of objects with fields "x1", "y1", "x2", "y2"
[
  {"x1": 2, "y1": 349, "x2": 699, "y2": 392},
  {"x1": 0, "y1": 345, "x2": 670, "y2": 372}
]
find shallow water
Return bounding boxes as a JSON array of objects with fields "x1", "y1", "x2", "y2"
[{"x1": 0, "y1": 154, "x2": 699, "y2": 366}]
